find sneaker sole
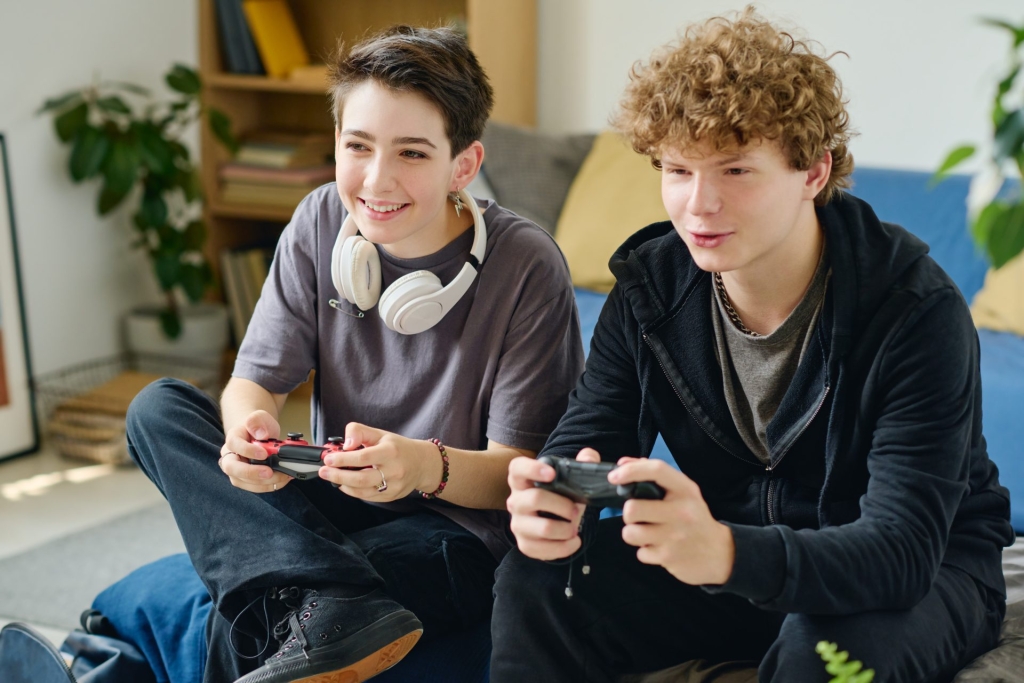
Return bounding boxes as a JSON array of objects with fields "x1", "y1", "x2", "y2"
[
  {"x1": 291, "y1": 630, "x2": 421, "y2": 683},
  {"x1": 237, "y1": 610, "x2": 423, "y2": 683}
]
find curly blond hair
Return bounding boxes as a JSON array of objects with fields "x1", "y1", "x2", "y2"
[{"x1": 613, "y1": 7, "x2": 854, "y2": 204}]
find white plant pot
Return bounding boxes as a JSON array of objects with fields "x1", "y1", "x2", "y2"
[{"x1": 125, "y1": 302, "x2": 230, "y2": 360}]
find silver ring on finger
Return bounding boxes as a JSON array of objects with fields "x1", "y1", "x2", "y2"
[{"x1": 374, "y1": 466, "x2": 388, "y2": 493}]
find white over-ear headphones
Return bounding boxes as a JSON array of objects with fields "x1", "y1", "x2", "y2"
[{"x1": 330, "y1": 188, "x2": 487, "y2": 335}]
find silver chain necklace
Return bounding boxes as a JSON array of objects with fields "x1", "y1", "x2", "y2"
[{"x1": 714, "y1": 271, "x2": 761, "y2": 337}]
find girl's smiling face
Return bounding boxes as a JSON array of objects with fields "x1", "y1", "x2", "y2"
[{"x1": 335, "y1": 80, "x2": 481, "y2": 259}]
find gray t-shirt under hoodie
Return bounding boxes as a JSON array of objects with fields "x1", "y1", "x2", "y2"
[
  {"x1": 234, "y1": 184, "x2": 585, "y2": 559},
  {"x1": 711, "y1": 244, "x2": 831, "y2": 464}
]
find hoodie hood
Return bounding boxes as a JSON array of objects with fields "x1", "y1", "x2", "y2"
[{"x1": 607, "y1": 192, "x2": 932, "y2": 358}]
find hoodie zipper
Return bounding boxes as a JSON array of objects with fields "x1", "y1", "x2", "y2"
[
  {"x1": 645, "y1": 332, "x2": 832, "y2": 526},
  {"x1": 643, "y1": 333, "x2": 746, "y2": 463},
  {"x1": 765, "y1": 383, "x2": 830, "y2": 524}
]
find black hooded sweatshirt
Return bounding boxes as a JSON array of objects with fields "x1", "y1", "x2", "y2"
[{"x1": 541, "y1": 193, "x2": 1014, "y2": 614}]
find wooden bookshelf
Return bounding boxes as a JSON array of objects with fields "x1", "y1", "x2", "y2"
[{"x1": 197, "y1": 0, "x2": 537, "y2": 304}]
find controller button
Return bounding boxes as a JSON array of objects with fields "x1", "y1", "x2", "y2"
[
  {"x1": 328, "y1": 436, "x2": 343, "y2": 444},
  {"x1": 287, "y1": 432, "x2": 303, "y2": 439}
]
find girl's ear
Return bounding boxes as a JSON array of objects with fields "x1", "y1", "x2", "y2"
[{"x1": 451, "y1": 140, "x2": 485, "y2": 192}]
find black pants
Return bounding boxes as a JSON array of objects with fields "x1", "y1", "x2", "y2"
[
  {"x1": 127, "y1": 378, "x2": 497, "y2": 683},
  {"x1": 490, "y1": 516, "x2": 1005, "y2": 683}
]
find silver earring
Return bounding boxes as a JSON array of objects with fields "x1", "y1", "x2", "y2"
[{"x1": 448, "y1": 189, "x2": 463, "y2": 217}]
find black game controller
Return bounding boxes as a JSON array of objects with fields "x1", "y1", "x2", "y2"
[{"x1": 533, "y1": 455, "x2": 665, "y2": 508}]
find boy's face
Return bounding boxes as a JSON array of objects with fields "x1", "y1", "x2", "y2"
[
  {"x1": 335, "y1": 81, "x2": 463, "y2": 258},
  {"x1": 659, "y1": 139, "x2": 829, "y2": 276}
]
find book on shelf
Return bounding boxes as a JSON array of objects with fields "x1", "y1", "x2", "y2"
[
  {"x1": 219, "y1": 162, "x2": 334, "y2": 186},
  {"x1": 220, "y1": 246, "x2": 275, "y2": 345},
  {"x1": 235, "y1": 130, "x2": 335, "y2": 169},
  {"x1": 214, "y1": 0, "x2": 264, "y2": 74},
  {"x1": 241, "y1": 0, "x2": 310, "y2": 78},
  {"x1": 220, "y1": 181, "x2": 320, "y2": 208}
]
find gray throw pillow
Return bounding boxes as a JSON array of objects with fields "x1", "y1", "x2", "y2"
[{"x1": 480, "y1": 122, "x2": 596, "y2": 235}]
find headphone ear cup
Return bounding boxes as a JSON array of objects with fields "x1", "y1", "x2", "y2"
[
  {"x1": 378, "y1": 271, "x2": 445, "y2": 334},
  {"x1": 340, "y1": 235, "x2": 382, "y2": 310}
]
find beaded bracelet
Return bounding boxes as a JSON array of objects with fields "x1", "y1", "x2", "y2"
[{"x1": 419, "y1": 438, "x2": 449, "y2": 499}]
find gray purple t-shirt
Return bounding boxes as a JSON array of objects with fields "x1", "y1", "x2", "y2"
[{"x1": 233, "y1": 184, "x2": 585, "y2": 558}]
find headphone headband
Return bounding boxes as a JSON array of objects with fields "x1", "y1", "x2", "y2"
[{"x1": 331, "y1": 188, "x2": 487, "y2": 334}]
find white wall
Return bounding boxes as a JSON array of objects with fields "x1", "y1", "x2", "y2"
[
  {"x1": 0, "y1": 1, "x2": 196, "y2": 375},
  {"x1": 537, "y1": 0, "x2": 1023, "y2": 172}
]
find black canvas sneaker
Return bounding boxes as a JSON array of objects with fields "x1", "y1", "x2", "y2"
[{"x1": 234, "y1": 586, "x2": 422, "y2": 683}]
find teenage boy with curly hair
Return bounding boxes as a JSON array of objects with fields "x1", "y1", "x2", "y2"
[{"x1": 492, "y1": 9, "x2": 1013, "y2": 682}]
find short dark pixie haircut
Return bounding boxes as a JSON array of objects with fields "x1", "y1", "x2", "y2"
[{"x1": 327, "y1": 25, "x2": 495, "y2": 157}]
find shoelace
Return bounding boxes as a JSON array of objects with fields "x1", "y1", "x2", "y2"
[
  {"x1": 228, "y1": 586, "x2": 303, "y2": 660},
  {"x1": 272, "y1": 608, "x2": 312, "y2": 660}
]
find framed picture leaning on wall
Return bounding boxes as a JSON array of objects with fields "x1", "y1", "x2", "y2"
[{"x1": 0, "y1": 133, "x2": 38, "y2": 461}]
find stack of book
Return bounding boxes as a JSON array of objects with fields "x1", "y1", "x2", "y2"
[
  {"x1": 219, "y1": 131, "x2": 335, "y2": 209},
  {"x1": 220, "y1": 246, "x2": 275, "y2": 345},
  {"x1": 47, "y1": 371, "x2": 174, "y2": 465}
]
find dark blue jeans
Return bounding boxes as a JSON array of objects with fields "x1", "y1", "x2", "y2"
[
  {"x1": 491, "y1": 516, "x2": 1005, "y2": 683},
  {"x1": 127, "y1": 378, "x2": 497, "y2": 683}
]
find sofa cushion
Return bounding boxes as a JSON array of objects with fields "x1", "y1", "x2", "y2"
[
  {"x1": 556, "y1": 132, "x2": 668, "y2": 292},
  {"x1": 972, "y1": 253, "x2": 1024, "y2": 336},
  {"x1": 479, "y1": 122, "x2": 595, "y2": 234}
]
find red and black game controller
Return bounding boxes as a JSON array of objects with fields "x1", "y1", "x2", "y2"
[{"x1": 253, "y1": 433, "x2": 353, "y2": 482}]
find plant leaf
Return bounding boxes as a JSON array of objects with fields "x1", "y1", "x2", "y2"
[
  {"x1": 157, "y1": 224, "x2": 184, "y2": 253},
  {"x1": 140, "y1": 191, "x2": 169, "y2": 228},
  {"x1": 207, "y1": 107, "x2": 239, "y2": 154},
  {"x1": 997, "y1": 66, "x2": 1020, "y2": 100},
  {"x1": 68, "y1": 126, "x2": 111, "y2": 181},
  {"x1": 182, "y1": 220, "x2": 206, "y2": 251},
  {"x1": 96, "y1": 96, "x2": 132, "y2": 115},
  {"x1": 169, "y1": 140, "x2": 191, "y2": 163},
  {"x1": 37, "y1": 90, "x2": 83, "y2": 115},
  {"x1": 159, "y1": 308, "x2": 182, "y2": 339},
  {"x1": 179, "y1": 169, "x2": 202, "y2": 203},
  {"x1": 101, "y1": 137, "x2": 140, "y2": 196},
  {"x1": 96, "y1": 137, "x2": 140, "y2": 215},
  {"x1": 972, "y1": 201, "x2": 1008, "y2": 246},
  {"x1": 165, "y1": 64, "x2": 201, "y2": 96},
  {"x1": 980, "y1": 17, "x2": 1022, "y2": 36},
  {"x1": 54, "y1": 101, "x2": 89, "y2": 143},
  {"x1": 154, "y1": 251, "x2": 182, "y2": 290},
  {"x1": 931, "y1": 145, "x2": 975, "y2": 185},
  {"x1": 134, "y1": 122, "x2": 176, "y2": 177},
  {"x1": 987, "y1": 201, "x2": 1024, "y2": 269},
  {"x1": 993, "y1": 109, "x2": 1024, "y2": 164},
  {"x1": 97, "y1": 181, "x2": 132, "y2": 215},
  {"x1": 180, "y1": 263, "x2": 208, "y2": 302}
]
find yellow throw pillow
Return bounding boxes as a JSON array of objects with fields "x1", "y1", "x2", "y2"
[
  {"x1": 555, "y1": 131, "x2": 669, "y2": 292},
  {"x1": 971, "y1": 252, "x2": 1024, "y2": 335}
]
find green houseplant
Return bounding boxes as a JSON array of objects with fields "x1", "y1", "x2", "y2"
[
  {"x1": 934, "y1": 17, "x2": 1024, "y2": 270},
  {"x1": 39, "y1": 64, "x2": 237, "y2": 339}
]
